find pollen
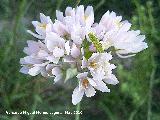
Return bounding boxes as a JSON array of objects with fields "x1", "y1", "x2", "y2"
[
  {"x1": 89, "y1": 61, "x2": 97, "y2": 68},
  {"x1": 38, "y1": 23, "x2": 47, "y2": 29},
  {"x1": 84, "y1": 15, "x2": 88, "y2": 21},
  {"x1": 63, "y1": 34, "x2": 70, "y2": 40},
  {"x1": 115, "y1": 20, "x2": 122, "y2": 28},
  {"x1": 82, "y1": 79, "x2": 89, "y2": 88}
]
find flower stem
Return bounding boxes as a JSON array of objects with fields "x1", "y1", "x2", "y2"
[
  {"x1": 147, "y1": 68, "x2": 155, "y2": 120},
  {"x1": 75, "y1": 0, "x2": 81, "y2": 7},
  {"x1": 147, "y1": 44, "x2": 156, "y2": 120},
  {"x1": 75, "y1": 102, "x2": 81, "y2": 120}
]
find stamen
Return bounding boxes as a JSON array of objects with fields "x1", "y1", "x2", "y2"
[
  {"x1": 84, "y1": 15, "x2": 88, "y2": 21},
  {"x1": 89, "y1": 61, "x2": 97, "y2": 68},
  {"x1": 82, "y1": 79, "x2": 89, "y2": 88},
  {"x1": 115, "y1": 20, "x2": 122, "y2": 28},
  {"x1": 38, "y1": 23, "x2": 47, "y2": 29}
]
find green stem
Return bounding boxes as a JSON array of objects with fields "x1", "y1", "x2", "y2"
[
  {"x1": 147, "y1": 67, "x2": 156, "y2": 120},
  {"x1": 75, "y1": 0, "x2": 81, "y2": 7},
  {"x1": 147, "y1": 44, "x2": 156, "y2": 120},
  {"x1": 75, "y1": 102, "x2": 81, "y2": 120}
]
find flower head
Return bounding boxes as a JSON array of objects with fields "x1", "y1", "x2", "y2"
[{"x1": 20, "y1": 5, "x2": 148, "y2": 105}]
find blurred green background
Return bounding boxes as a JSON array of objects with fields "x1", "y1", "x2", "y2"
[{"x1": 0, "y1": 0, "x2": 160, "y2": 120}]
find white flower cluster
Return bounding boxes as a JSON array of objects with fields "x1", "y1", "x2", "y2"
[{"x1": 20, "y1": 5, "x2": 148, "y2": 105}]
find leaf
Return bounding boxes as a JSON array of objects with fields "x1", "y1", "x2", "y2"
[
  {"x1": 64, "y1": 68, "x2": 77, "y2": 82},
  {"x1": 82, "y1": 38, "x2": 93, "y2": 59}
]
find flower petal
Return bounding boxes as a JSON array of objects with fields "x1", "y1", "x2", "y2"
[
  {"x1": 65, "y1": 41, "x2": 70, "y2": 55},
  {"x1": 53, "y1": 47, "x2": 64, "y2": 58},
  {"x1": 46, "y1": 55, "x2": 60, "y2": 64},
  {"x1": 76, "y1": 72, "x2": 88, "y2": 79},
  {"x1": 81, "y1": 57, "x2": 88, "y2": 69},
  {"x1": 94, "y1": 79, "x2": 110, "y2": 92},
  {"x1": 20, "y1": 66, "x2": 29, "y2": 74},
  {"x1": 46, "y1": 32, "x2": 65, "y2": 52},
  {"x1": 85, "y1": 85, "x2": 96, "y2": 97},
  {"x1": 27, "y1": 30, "x2": 45, "y2": 39},
  {"x1": 87, "y1": 78, "x2": 97, "y2": 86},
  {"x1": 52, "y1": 67, "x2": 62, "y2": 76},
  {"x1": 71, "y1": 43, "x2": 80, "y2": 58},
  {"x1": 28, "y1": 66, "x2": 41, "y2": 76},
  {"x1": 54, "y1": 75, "x2": 62, "y2": 83},
  {"x1": 56, "y1": 10, "x2": 64, "y2": 22},
  {"x1": 103, "y1": 74, "x2": 119, "y2": 85},
  {"x1": 72, "y1": 86, "x2": 84, "y2": 105}
]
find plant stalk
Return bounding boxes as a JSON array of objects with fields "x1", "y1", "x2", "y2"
[{"x1": 75, "y1": 102, "x2": 81, "y2": 120}]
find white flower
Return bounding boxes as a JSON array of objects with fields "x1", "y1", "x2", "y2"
[
  {"x1": 76, "y1": 5, "x2": 94, "y2": 27},
  {"x1": 82, "y1": 52, "x2": 112, "y2": 72},
  {"x1": 99, "y1": 11, "x2": 131, "y2": 32},
  {"x1": 72, "y1": 72, "x2": 110, "y2": 105},
  {"x1": 56, "y1": 5, "x2": 94, "y2": 27},
  {"x1": 56, "y1": 6, "x2": 76, "y2": 23},
  {"x1": 20, "y1": 56, "x2": 49, "y2": 76},
  {"x1": 70, "y1": 43, "x2": 81, "y2": 58},
  {"x1": 45, "y1": 32, "x2": 66, "y2": 63},
  {"x1": 91, "y1": 23, "x2": 105, "y2": 40},
  {"x1": 96, "y1": 62, "x2": 119, "y2": 85},
  {"x1": 23, "y1": 40, "x2": 41, "y2": 55},
  {"x1": 20, "y1": 40, "x2": 51, "y2": 76},
  {"x1": 63, "y1": 15, "x2": 85, "y2": 45},
  {"x1": 44, "y1": 64, "x2": 63, "y2": 82},
  {"x1": 52, "y1": 20, "x2": 69, "y2": 37},
  {"x1": 55, "y1": 5, "x2": 94, "y2": 45},
  {"x1": 52, "y1": 66, "x2": 63, "y2": 82},
  {"x1": 27, "y1": 13, "x2": 53, "y2": 39},
  {"x1": 102, "y1": 30, "x2": 148, "y2": 58},
  {"x1": 23, "y1": 40, "x2": 50, "y2": 59},
  {"x1": 63, "y1": 41, "x2": 81, "y2": 63},
  {"x1": 82, "y1": 52, "x2": 119, "y2": 85},
  {"x1": 70, "y1": 23, "x2": 86, "y2": 45}
]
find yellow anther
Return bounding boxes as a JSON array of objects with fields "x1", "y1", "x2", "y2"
[
  {"x1": 89, "y1": 61, "x2": 97, "y2": 68},
  {"x1": 38, "y1": 23, "x2": 47, "y2": 29},
  {"x1": 115, "y1": 20, "x2": 122, "y2": 28},
  {"x1": 84, "y1": 15, "x2": 88, "y2": 21},
  {"x1": 82, "y1": 79, "x2": 89, "y2": 88}
]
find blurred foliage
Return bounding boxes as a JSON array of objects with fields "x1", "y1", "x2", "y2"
[{"x1": 0, "y1": 0, "x2": 160, "y2": 120}]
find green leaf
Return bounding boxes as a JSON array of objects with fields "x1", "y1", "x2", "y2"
[
  {"x1": 64, "y1": 68, "x2": 77, "y2": 82},
  {"x1": 82, "y1": 38, "x2": 93, "y2": 59}
]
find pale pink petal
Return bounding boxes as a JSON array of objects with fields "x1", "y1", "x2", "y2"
[
  {"x1": 56, "y1": 10, "x2": 64, "y2": 21},
  {"x1": 27, "y1": 30, "x2": 45, "y2": 39},
  {"x1": 87, "y1": 78, "x2": 97, "y2": 87},
  {"x1": 28, "y1": 66, "x2": 41, "y2": 76},
  {"x1": 94, "y1": 80, "x2": 110, "y2": 92},
  {"x1": 32, "y1": 21, "x2": 40, "y2": 27},
  {"x1": 71, "y1": 44, "x2": 80, "y2": 58},
  {"x1": 46, "y1": 56, "x2": 60, "y2": 64},
  {"x1": 85, "y1": 85, "x2": 96, "y2": 97},
  {"x1": 72, "y1": 86, "x2": 84, "y2": 105},
  {"x1": 65, "y1": 41, "x2": 70, "y2": 55},
  {"x1": 20, "y1": 66, "x2": 29, "y2": 74},
  {"x1": 76, "y1": 72, "x2": 88, "y2": 79},
  {"x1": 52, "y1": 67, "x2": 62, "y2": 76},
  {"x1": 103, "y1": 74, "x2": 119, "y2": 85},
  {"x1": 63, "y1": 56, "x2": 75, "y2": 63},
  {"x1": 81, "y1": 57, "x2": 88, "y2": 69},
  {"x1": 53, "y1": 47, "x2": 64, "y2": 57}
]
